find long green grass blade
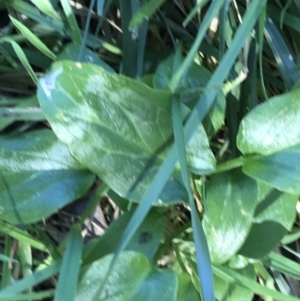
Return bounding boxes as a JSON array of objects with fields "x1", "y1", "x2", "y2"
[
  {"x1": 129, "y1": 0, "x2": 167, "y2": 29},
  {"x1": 263, "y1": 252, "x2": 300, "y2": 281},
  {"x1": 30, "y1": 0, "x2": 60, "y2": 19},
  {"x1": 0, "y1": 290, "x2": 55, "y2": 301},
  {"x1": 264, "y1": 17, "x2": 300, "y2": 89},
  {"x1": 0, "y1": 260, "x2": 61, "y2": 296},
  {"x1": 54, "y1": 225, "x2": 82, "y2": 301},
  {"x1": 1, "y1": 236, "x2": 12, "y2": 289},
  {"x1": 0, "y1": 39, "x2": 38, "y2": 84},
  {"x1": 168, "y1": 0, "x2": 224, "y2": 90},
  {"x1": 119, "y1": 0, "x2": 137, "y2": 77},
  {"x1": 9, "y1": 16, "x2": 56, "y2": 60},
  {"x1": 0, "y1": 221, "x2": 47, "y2": 251},
  {"x1": 214, "y1": 265, "x2": 300, "y2": 301},
  {"x1": 78, "y1": 0, "x2": 96, "y2": 60},
  {"x1": 172, "y1": 96, "x2": 214, "y2": 301},
  {"x1": 60, "y1": 0, "x2": 82, "y2": 44},
  {"x1": 0, "y1": 107, "x2": 44, "y2": 121}
]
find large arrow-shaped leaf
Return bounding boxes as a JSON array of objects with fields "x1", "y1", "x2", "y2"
[{"x1": 37, "y1": 61, "x2": 216, "y2": 204}]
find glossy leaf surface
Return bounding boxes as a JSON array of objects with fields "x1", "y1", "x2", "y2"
[
  {"x1": 0, "y1": 130, "x2": 94, "y2": 224},
  {"x1": 130, "y1": 269, "x2": 177, "y2": 301},
  {"x1": 203, "y1": 169, "x2": 258, "y2": 264},
  {"x1": 75, "y1": 251, "x2": 150, "y2": 301},
  {"x1": 238, "y1": 183, "x2": 297, "y2": 259},
  {"x1": 37, "y1": 61, "x2": 215, "y2": 204},
  {"x1": 237, "y1": 87, "x2": 300, "y2": 156},
  {"x1": 243, "y1": 145, "x2": 300, "y2": 194}
]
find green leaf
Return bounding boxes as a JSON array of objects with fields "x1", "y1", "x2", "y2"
[
  {"x1": 129, "y1": 268, "x2": 177, "y2": 301},
  {"x1": 60, "y1": 0, "x2": 82, "y2": 44},
  {"x1": 54, "y1": 225, "x2": 82, "y2": 301},
  {"x1": 176, "y1": 273, "x2": 199, "y2": 301},
  {"x1": 56, "y1": 43, "x2": 114, "y2": 73},
  {"x1": 238, "y1": 184, "x2": 297, "y2": 259},
  {"x1": 203, "y1": 169, "x2": 258, "y2": 264},
  {"x1": 30, "y1": 0, "x2": 60, "y2": 19},
  {"x1": 154, "y1": 55, "x2": 226, "y2": 138},
  {"x1": 9, "y1": 16, "x2": 56, "y2": 60},
  {"x1": 237, "y1": 87, "x2": 300, "y2": 156},
  {"x1": 37, "y1": 61, "x2": 215, "y2": 204},
  {"x1": 264, "y1": 17, "x2": 300, "y2": 90},
  {"x1": 0, "y1": 130, "x2": 94, "y2": 224},
  {"x1": 214, "y1": 265, "x2": 300, "y2": 301},
  {"x1": 75, "y1": 251, "x2": 150, "y2": 301},
  {"x1": 0, "y1": 260, "x2": 62, "y2": 297},
  {"x1": 82, "y1": 209, "x2": 165, "y2": 265},
  {"x1": 242, "y1": 145, "x2": 300, "y2": 194},
  {"x1": 214, "y1": 265, "x2": 255, "y2": 301},
  {"x1": 129, "y1": 0, "x2": 166, "y2": 29}
]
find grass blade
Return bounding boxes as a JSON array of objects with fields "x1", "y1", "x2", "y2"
[
  {"x1": 30, "y1": 0, "x2": 60, "y2": 19},
  {"x1": 129, "y1": 0, "x2": 167, "y2": 29},
  {"x1": 214, "y1": 265, "x2": 300, "y2": 301},
  {"x1": 60, "y1": 0, "x2": 82, "y2": 44},
  {"x1": 0, "y1": 260, "x2": 61, "y2": 296},
  {"x1": 9, "y1": 16, "x2": 56, "y2": 60},
  {"x1": 0, "y1": 221, "x2": 47, "y2": 251},
  {"x1": 172, "y1": 96, "x2": 214, "y2": 301},
  {"x1": 54, "y1": 225, "x2": 82, "y2": 301},
  {"x1": 0, "y1": 39, "x2": 38, "y2": 84},
  {"x1": 264, "y1": 17, "x2": 300, "y2": 89}
]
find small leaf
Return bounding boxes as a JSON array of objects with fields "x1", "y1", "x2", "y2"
[
  {"x1": 37, "y1": 61, "x2": 215, "y2": 204},
  {"x1": 237, "y1": 87, "x2": 300, "y2": 156},
  {"x1": 130, "y1": 269, "x2": 177, "y2": 301},
  {"x1": 203, "y1": 169, "x2": 258, "y2": 264},
  {"x1": 75, "y1": 251, "x2": 150, "y2": 301},
  {"x1": 0, "y1": 130, "x2": 94, "y2": 224}
]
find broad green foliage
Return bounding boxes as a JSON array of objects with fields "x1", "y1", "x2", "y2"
[
  {"x1": 37, "y1": 61, "x2": 215, "y2": 204},
  {"x1": 203, "y1": 169, "x2": 258, "y2": 264},
  {"x1": 238, "y1": 184, "x2": 297, "y2": 259},
  {"x1": 243, "y1": 145, "x2": 300, "y2": 194},
  {"x1": 130, "y1": 269, "x2": 177, "y2": 301},
  {"x1": 1, "y1": 0, "x2": 300, "y2": 300},
  {"x1": 237, "y1": 87, "x2": 300, "y2": 194},
  {"x1": 153, "y1": 55, "x2": 226, "y2": 138},
  {"x1": 75, "y1": 251, "x2": 150, "y2": 301},
  {"x1": 237, "y1": 87, "x2": 300, "y2": 156},
  {"x1": 0, "y1": 130, "x2": 94, "y2": 224}
]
